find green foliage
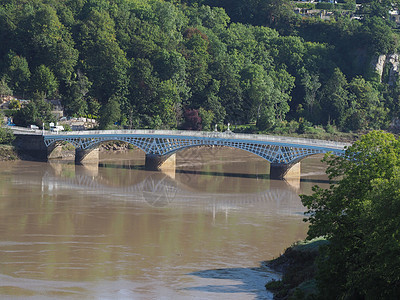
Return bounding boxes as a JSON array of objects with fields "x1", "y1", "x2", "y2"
[
  {"x1": 0, "y1": 0, "x2": 397, "y2": 133},
  {"x1": 0, "y1": 77, "x2": 12, "y2": 97},
  {"x1": 325, "y1": 122, "x2": 338, "y2": 134},
  {"x1": 4, "y1": 51, "x2": 30, "y2": 95},
  {"x1": 99, "y1": 95, "x2": 121, "y2": 129},
  {"x1": 8, "y1": 99, "x2": 20, "y2": 110},
  {"x1": 364, "y1": 16, "x2": 397, "y2": 54},
  {"x1": 62, "y1": 71, "x2": 91, "y2": 116},
  {"x1": 301, "y1": 72, "x2": 321, "y2": 119},
  {"x1": 62, "y1": 123, "x2": 72, "y2": 131},
  {"x1": 30, "y1": 65, "x2": 58, "y2": 98},
  {"x1": 0, "y1": 127, "x2": 14, "y2": 145},
  {"x1": 13, "y1": 92, "x2": 55, "y2": 127},
  {"x1": 0, "y1": 112, "x2": 14, "y2": 145},
  {"x1": 295, "y1": 3, "x2": 315, "y2": 10},
  {"x1": 205, "y1": 0, "x2": 294, "y2": 27},
  {"x1": 315, "y1": 2, "x2": 334, "y2": 10},
  {"x1": 265, "y1": 238, "x2": 325, "y2": 299},
  {"x1": 319, "y1": 68, "x2": 349, "y2": 127},
  {"x1": 301, "y1": 131, "x2": 400, "y2": 299},
  {"x1": 198, "y1": 107, "x2": 214, "y2": 131},
  {"x1": 87, "y1": 97, "x2": 101, "y2": 117}
]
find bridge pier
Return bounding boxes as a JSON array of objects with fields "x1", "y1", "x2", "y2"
[
  {"x1": 145, "y1": 153, "x2": 176, "y2": 176},
  {"x1": 270, "y1": 162, "x2": 301, "y2": 180},
  {"x1": 75, "y1": 148, "x2": 99, "y2": 164}
]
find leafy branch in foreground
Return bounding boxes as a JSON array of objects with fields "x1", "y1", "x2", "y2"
[{"x1": 301, "y1": 131, "x2": 400, "y2": 299}]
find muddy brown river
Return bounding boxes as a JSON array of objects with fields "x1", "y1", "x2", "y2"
[{"x1": 0, "y1": 148, "x2": 329, "y2": 299}]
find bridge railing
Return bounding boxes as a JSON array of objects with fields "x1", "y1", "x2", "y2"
[
  {"x1": 4, "y1": 125, "x2": 43, "y2": 135},
  {"x1": 43, "y1": 129, "x2": 351, "y2": 150}
]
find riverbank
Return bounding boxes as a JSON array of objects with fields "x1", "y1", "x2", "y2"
[
  {"x1": 0, "y1": 144, "x2": 45, "y2": 161},
  {"x1": 0, "y1": 145, "x2": 19, "y2": 161},
  {"x1": 265, "y1": 238, "x2": 328, "y2": 299}
]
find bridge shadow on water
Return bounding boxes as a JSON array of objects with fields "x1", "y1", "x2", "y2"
[
  {"x1": 98, "y1": 162, "x2": 270, "y2": 180},
  {"x1": 98, "y1": 162, "x2": 145, "y2": 170},
  {"x1": 184, "y1": 263, "x2": 278, "y2": 299},
  {"x1": 176, "y1": 169, "x2": 270, "y2": 180},
  {"x1": 300, "y1": 178, "x2": 336, "y2": 185},
  {"x1": 178, "y1": 170, "x2": 335, "y2": 185},
  {"x1": 96, "y1": 163, "x2": 336, "y2": 190}
]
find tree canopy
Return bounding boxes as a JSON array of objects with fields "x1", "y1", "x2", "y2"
[
  {"x1": 0, "y1": 0, "x2": 399, "y2": 131},
  {"x1": 301, "y1": 131, "x2": 400, "y2": 298}
]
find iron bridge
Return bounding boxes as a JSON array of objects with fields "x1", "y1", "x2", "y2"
[{"x1": 42, "y1": 130, "x2": 349, "y2": 165}]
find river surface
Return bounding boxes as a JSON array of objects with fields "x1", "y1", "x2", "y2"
[{"x1": 0, "y1": 148, "x2": 329, "y2": 299}]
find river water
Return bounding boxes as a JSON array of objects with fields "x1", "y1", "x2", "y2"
[{"x1": 0, "y1": 148, "x2": 329, "y2": 299}]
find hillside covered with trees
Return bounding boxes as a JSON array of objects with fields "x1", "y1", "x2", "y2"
[{"x1": 0, "y1": 0, "x2": 399, "y2": 133}]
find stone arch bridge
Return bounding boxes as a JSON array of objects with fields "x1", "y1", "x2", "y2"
[{"x1": 39, "y1": 129, "x2": 349, "y2": 179}]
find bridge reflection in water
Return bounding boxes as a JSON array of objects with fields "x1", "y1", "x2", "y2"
[{"x1": 11, "y1": 161, "x2": 307, "y2": 218}]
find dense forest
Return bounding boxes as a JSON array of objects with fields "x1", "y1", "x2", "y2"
[{"x1": 0, "y1": 0, "x2": 400, "y2": 133}]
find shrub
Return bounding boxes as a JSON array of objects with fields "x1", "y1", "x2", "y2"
[
  {"x1": 315, "y1": 3, "x2": 334, "y2": 10},
  {"x1": 182, "y1": 109, "x2": 202, "y2": 131},
  {"x1": 0, "y1": 128, "x2": 15, "y2": 145}
]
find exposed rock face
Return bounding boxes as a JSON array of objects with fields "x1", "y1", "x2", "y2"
[
  {"x1": 372, "y1": 54, "x2": 387, "y2": 79},
  {"x1": 371, "y1": 53, "x2": 399, "y2": 85},
  {"x1": 387, "y1": 54, "x2": 399, "y2": 85}
]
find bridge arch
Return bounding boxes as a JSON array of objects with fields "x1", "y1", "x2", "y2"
[
  {"x1": 46, "y1": 137, "x2": 151, "y2": 165},
  {"x1": 158, "y1": 143, "x2": 330, "y2": 166},
  {"x1": 45, "y1": 136, "x2": 150, "y2": 154}
]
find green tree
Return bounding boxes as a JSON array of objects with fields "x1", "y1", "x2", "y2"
[
  {"x1": 207, "y1": 0, "x2": 293, "y2": 27},
  {"x1": 183, "y1": 27, "x2": 211, "y2": 101},
  {"x1": 319, "y1": 68, "x2": 349, "y2": 127},
  {"x1": 301, "y1": 72, "x2": 321, "y2": 117},
  {"x1": 344, "y1": 76, "x2": 388, "y2": 131},
  {"x1": 270, "y1": 67, "x2": 294, "y2": 122},
  {"x1": 128, "y1": 57, "x2": 160, "y2": 126},
  {"x1": 87, "y1": 97, "x2": 101, "y2": 117},
  {"x1": 156, "y1": 79, "x2": 181, "y2": 128},
  {"x1": 99, "y1": 95, "x2": 121, "y2": 129},
  {"x1": 13, "y1": 92, "x2": 55, "y2": 127},
  {"x1": 273, "y1": 36, "x2": 305, "y2": 75},
  {"x1": 23, "y1": 3, "x2": 78, "y2": 81},
  {"x1": 0, "y1": 77, "x2": 13, "y2": 98},
  {"x1": 30, "y1": 65, "x2": 59, "y2": 98},
  {"x1": 77, "y1": 9, "x2": 129, "y2": 102},
  {"x1": 198, "y1": 107, "x2": 214, "y2": 131},
  {"x1": 301, "y1": 131, "x2": 400, "y2": 299},
  {"x1": 63, "y1": 70, "x2": 92, "y2": 116},
  {"x1": 241, "y1": 64, "x2": 274, "y2": 124},
  {"x1": 4, "y1": 51, "x2": 31, "y2": 96},
  {"x1": 203, "y1": 79, "x2": 226, "y2": 123},
  {"x1": 363, "y1": 16, "x2": 396, "y2": 54},
  {"x1": 0, "y1": 121, "x2": 14, "y2": 144}
]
